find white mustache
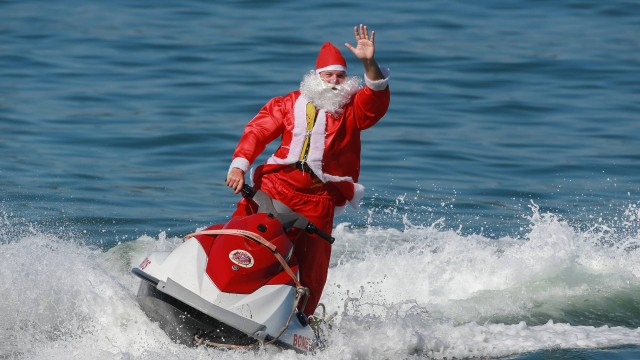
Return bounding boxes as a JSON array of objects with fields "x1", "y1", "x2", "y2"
[{"x1": 299, "y1": 70, "x2": 362, "y2": 115}]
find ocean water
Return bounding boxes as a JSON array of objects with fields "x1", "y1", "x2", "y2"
[{"x1": 1, "y1": 0, "x2": 639, "y2": 359}]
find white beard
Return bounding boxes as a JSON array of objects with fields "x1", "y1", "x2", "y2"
[{"x1": 299, "y1": 70, "x2": 362, "y2": 116}]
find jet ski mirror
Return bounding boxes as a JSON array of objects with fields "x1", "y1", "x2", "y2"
[{"x1": 240, "y1": 184, "x2": 335, "y2": 244}]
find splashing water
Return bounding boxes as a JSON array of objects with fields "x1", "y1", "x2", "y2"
[{"x1": 1, "y1": 203, "x2": 639, "y2": 359}]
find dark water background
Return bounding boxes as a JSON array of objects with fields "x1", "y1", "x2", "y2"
[{"x1": 1, "y1": 1, "x2": 639, "y2": 359}]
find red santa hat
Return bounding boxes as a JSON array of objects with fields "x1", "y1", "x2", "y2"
[{"x1": 315, "y1": 42, "x2": 347, "y2": 74}]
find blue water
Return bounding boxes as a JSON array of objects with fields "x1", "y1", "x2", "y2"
[{"x1": 1, "y1": 1, "x2": 639, "y2": 359}]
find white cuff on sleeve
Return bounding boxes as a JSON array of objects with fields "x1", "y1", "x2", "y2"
[
  {"x1": 365, "y1": 66, "x2": 390, "y2": 91},
  {"x1": 229, "y1": 157, "x2": 250, "y2": 174}
]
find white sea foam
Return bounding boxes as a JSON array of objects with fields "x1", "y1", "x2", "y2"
[{"x1": 1, "y1": 205, "x2": 638, "y2": 359}]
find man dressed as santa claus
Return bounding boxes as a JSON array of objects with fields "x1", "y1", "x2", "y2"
[{"x1": 225, "y1": 24, "x2": 391, "y2": 317}]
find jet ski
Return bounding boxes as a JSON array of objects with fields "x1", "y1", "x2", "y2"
[{"x1": 132, "y1": 184, "x2": 334, "y2": 353}]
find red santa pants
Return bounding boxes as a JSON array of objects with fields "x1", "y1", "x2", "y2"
[{"x1": 232, "y1": 165, "x2": 338, "y2": 316}]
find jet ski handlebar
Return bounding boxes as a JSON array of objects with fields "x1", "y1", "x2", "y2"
[{"x1": 240, "y1": 184, "x2": 335, "y2": 244}]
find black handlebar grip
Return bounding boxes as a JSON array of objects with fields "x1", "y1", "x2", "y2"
[
  {"x1": 305, "y1": 223, "x2": 335, "y2": 244},
  {"x1": 241, "y1": 184, "x2": 256, "y2": 198}
]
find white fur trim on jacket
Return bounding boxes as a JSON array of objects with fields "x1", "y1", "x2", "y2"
[
  {"x1": 334, "y1": 183, "x2": 365, "y2": 216},
  {"x1": 266, "y1": 95, "x2": 312, "y2": 166},
  {"x1": 365, "y1": 66, "x2": 391, "y2": 91},
  {"x1": 350, "y1": 183, "x2": 365, "y2": 208}
]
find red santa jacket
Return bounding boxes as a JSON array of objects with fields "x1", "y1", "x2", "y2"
[{"x1": 230, "y1": 72, "x2": 390, "y2": 209}]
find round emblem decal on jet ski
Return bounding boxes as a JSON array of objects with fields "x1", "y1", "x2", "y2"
[{"x1": 229, "y1": 249, "x2": 254, "y2": 268}]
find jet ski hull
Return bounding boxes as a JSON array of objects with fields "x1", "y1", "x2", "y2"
[{"x1": 136, "y1": 279, "x2": 259, "y2": 347}]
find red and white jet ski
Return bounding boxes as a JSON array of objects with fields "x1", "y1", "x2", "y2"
[{"x1": 132, "y1": 185, "x2": 334, "y2": 353}]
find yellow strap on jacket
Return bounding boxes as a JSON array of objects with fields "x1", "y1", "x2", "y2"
[{"x1": 299, "y1": 102, "x2": 317, "y2": 162}]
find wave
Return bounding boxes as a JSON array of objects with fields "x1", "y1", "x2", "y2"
[{"x1": 0, "y1": 204, "x2": 638, "y2": 359}]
